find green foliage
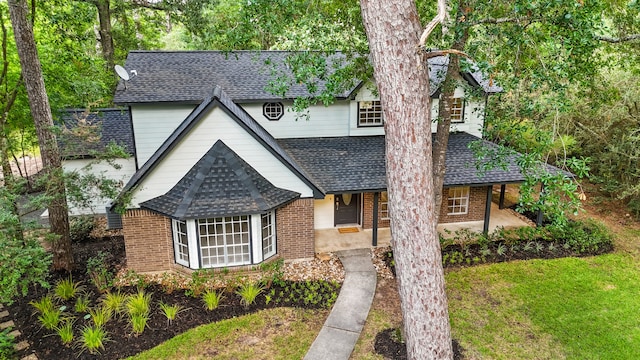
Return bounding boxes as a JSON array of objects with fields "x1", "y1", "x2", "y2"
[
  {"x1": 69, "y1": 216, "x2": 95, "y2": 243},
  {"x1": 77, "y1": 325, "x2": 108, "y2": 355},
  {"x1": 101, "y1": 291, "x2": 127, "y2": 317},
  {"x1": 56, "y1": 319, "x2": 74, "y2": 346},
  {"x1": 30, "y1": 294, "x2": 55, "y2": 314},
  {"x1": 86, "y1": 252, "x2": 113, "y2": 293},
  {"x1": 0, "y1": 328, "x2": 16, "y2": 360},
  {"x1": 74, "y1": 295, "x2": 90, "y2": 313},
  {"x1": 548, "y1": 219, "x2": 614, "y2": 254},
  {"x1": 185, "y1": 269, "x2": 216, "y2": 297},
  {"x1": 202, "y1": 290, "x2": 223, "y2": 311},
  {"x1": 38, "y1": 305, "x2": 63, "y2": 331},
  {"x1": 158, "y1": 302, "x2": 183, "y2": 325},
  {"x1": 54, "y1": 277, "x2": 83, "y2": 301},
  {"x1": 129, "y1": 313, "x2": 150, "y2": 335},
  {"x1": 126, "y1": 291, "x2": 152, "y2": 317},
  {"x1": 88, "y1": 306, "x2": 112, "y2": 327},
  {"x1": 236, "y1": 282, "x2": 264, "y2": 307}
]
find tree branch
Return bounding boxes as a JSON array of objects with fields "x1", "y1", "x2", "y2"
[
  {"x1": 419, "y1": 0, "x2": 447, "y2": 47},
  {"x1": 595, "y1": 33, "x2": 640, "y2": 43},
  {"x1": 424, "y1": 49, "x2": 472, "y2": 60}
]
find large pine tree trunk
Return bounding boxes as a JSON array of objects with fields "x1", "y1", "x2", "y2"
[
  {"x1": 8, "y1": 0, "x2": 73, "y2": 271},
  {"x1": 360, "y1": 1, "x2": 453, "y2": 358}
]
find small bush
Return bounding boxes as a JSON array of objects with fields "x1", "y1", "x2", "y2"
[
  {"x1": 236, "y1": 282, "x2": 264, "y2": 307},
  {"x1": 130, "y1": 313, "x2": 149, "y2": 335},
  {"x1": 126, "y1": 291, "x2": 151, "y2": 317},
  {"x1": 38, "y1": 306, "x2": 63, "y2": 330},
  {"x1": 30, "y1": 295, "x2": 55, "y2": 314},
  {"x1": 158, "y1": 302, "x2": 183, "y2": 325},
  {"x1": 548, "y1": 219, "x2": 614, "y2": 254},
  {"x1": 75, "y1": 295, "x2": 90, "y2": 313},
  {"x1": 0, "y1": 328, "x2": 16, "y2": 359},
  {"x1": 56, "y1": 319, "x2": 74, "y2": 346},
  {"x1": 89, "y1": 306, "x2": 112, "y2": 327},
  {"x1": 102, "y1": 291, "x2": 127, "y2": 316},
  {"x1": 69, "y1": 215, "x2": 95, "y2": 242},
  {"x1": 78, "y1": 325, "x2": 108, "y2": 355},
  {"x1": 202, "y1": 290, "x2": 223, "y2": 311},
  {"x1": 55, "y1": 277, "x2": 83, "y2": 301}
]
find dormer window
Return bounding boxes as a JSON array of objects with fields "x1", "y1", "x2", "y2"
[
  {"x1": 263, "y1": 102, "x2": 284, "y2": 121},
  {"x1": 358, "y1": 100, "x2": 383, "y2": 127},
  {"x1": 451, "y1": 98, "x2": 464, "y2": 123}
]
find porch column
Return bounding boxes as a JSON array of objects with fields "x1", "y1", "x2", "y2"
[
  {"x1": 372, "y1": 192, "x2": 379, "y2": 246},
  {"x1": 483, "y1": 185, "x2": 493, "y2": 234},
  {"x1": 499, "y1": 184, "x2": 506, "y2": 209}
]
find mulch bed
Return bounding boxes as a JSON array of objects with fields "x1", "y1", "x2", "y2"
[
  {"x1": 375, "y1": 329, "x2": 464, "y2": 360},
  {"x1": 7, "y1": 236, "x2": 338, "y2": 360}
]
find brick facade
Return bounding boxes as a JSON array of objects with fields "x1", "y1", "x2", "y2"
[
  {"x1": 362, "y1": 192, "x2": 391, "y2": 229},
  {"x1": 122, "y1": 209, "x2": 173, "y2": 273},
  {"x1": 276, "y1": 198, "x2": 315, "y2": 260},
  {"x1": 438, "y1": 186, "x2": 488, "y2": 223},
  {"x1": 360, "y1": 187, "x2": 488, "y2": 228}
]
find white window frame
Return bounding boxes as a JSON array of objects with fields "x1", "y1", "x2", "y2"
[
  {"x1": 171, "y1": 213, "x2": 277, "y2": 269},
  {"x1": 447, "y1": 187, "x2": 470, "y2": 215},
  {"x1": 261, "y1": 212, "x2": 276, "y2": 260},
  {"x1": 380, "y1": 192, "x2": 389, "y2": 220},
  {"x1": 358, "y1": 100, "x2": 384, "y2": 127},
  {"x1": 171, "y1": 219, "x2": 190, "y2": 267},
  {"x1": 450, "y1": 98, "x2": 464, "y2": 123}
]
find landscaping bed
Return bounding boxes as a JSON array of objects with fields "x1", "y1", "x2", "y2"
[{"x1": 6, "y1": 235, "x2": 341, "y2": 360}]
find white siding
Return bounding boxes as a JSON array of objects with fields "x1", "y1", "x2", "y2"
[
  {"x1": 314, "y1": 195, "x2": 334, "y2": 229},
  {"x1": 130, "y1": 104, "x2": 196, "y2": 166},
  {"x1": 63, "y1": 157, "x2": 136, "y2": 215},
  {"x1": 131, "y1": 106, "x2": 313, "y2": 206},
  {"x1": 242, "y1": 101, "x2": 350, "y2": 138},
  {"x1": 349, "y1": 81, "x2": 385, "y2": 136}
]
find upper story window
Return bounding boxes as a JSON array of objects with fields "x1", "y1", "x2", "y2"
[
  {"x1": 358, "y1": 101, "x2": 383, "y2": 127},
  {"x1": 451, "y1": 98, "x2": 464, "y2": 123},
  {"x1": 263, "y1": 102, "x2": 284, "y2": 121}
]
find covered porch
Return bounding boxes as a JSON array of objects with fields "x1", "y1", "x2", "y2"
[{"x1": 314, "y1": 202, "x2": 532, "y2": 253}]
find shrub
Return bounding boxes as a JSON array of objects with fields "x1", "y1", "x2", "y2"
[
  {"x1": 86, "y1": 252, "x2": 113, "y2": 293},
  {"x1": 0, "y1": 328, "x2": 16, "y2": 360},
  {"x1": 126, "y1": 291, "x2": 151, "y2": 317},
  {"x1": 202, "y1": 290, "x2": 223, "y2": 311},
  {"x1": 130, "y1": 313, "x2": 150, "y2": 335},
  {"x1": 56, "y1": 320, "x2": 74, "y2": 346},
  {"x1": 30, "y1": 294, "x2": 55, "y2": 314},
  {"x1": 236, "y1": 282, "x2": 264, "y2": 307},
  {"x1": 78, "y1": 325, "x2": 108, "y2": 355},
  {"x1": 102, "y1": 291, "x2": 127, "y2": 316},
  {"x1": 158, "y1": 302, "x2": 183, "y2": 325},
  {"x1": 69, "y1": 215, "x2": 95, "y2": 242},
  {"x1": 0, "y1": 235, "x2": 51, "y2": 306},
  {"x1": 38, "y1": 306, "x2": 63, "y2": 330},
  {"x1": 88, "y1": 306, "x2": 112, "y2": 327},
  {"x1": 54, "y1": 277, "x2": 83, "y2": 301},
  {"x1": 74, "y1": 295, "x2": 90, "y2": 313},
  {"x1": 548, "y1": 219, "x2": 614, "y2": 254}
]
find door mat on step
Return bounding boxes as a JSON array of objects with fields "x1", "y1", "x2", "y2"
[{"x1": 338, "y1": 227, "x2": 359, "y2": 233}]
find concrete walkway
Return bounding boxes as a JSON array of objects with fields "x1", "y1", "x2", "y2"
[{"x1": 305, "y1": 248, "x2": 377, "y2": 360}]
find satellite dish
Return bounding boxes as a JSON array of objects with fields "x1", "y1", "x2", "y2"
[{"x1": 114, "y1": 65, "x2": 130, "y2": 81}]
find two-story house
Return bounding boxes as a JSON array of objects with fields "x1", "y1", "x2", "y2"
[{"x1": 62, "y1": 50, "x2": 535, "y2": 274}]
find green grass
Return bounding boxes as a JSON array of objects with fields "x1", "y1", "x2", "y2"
[
  {"x1": 446, "y1": 253, "x2": 640, "y2": 359},
  {"x1": 128, "y1": 307, "x2": 327, "y2": 360}
]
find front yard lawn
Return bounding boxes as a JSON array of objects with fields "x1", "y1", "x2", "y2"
[{"x1": 447, "y1": 253, "x2": 640, "y2": 359}]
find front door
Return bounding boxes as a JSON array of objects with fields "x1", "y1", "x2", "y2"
[{"x1": 335, "y1": 193, "x2": 360, "y2": 225}]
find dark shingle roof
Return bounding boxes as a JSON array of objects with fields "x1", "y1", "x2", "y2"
[
  {"x1": 58, "y1": 108, "x2": 133, "y2": 158},
  {"x1": 113, "y1": 51, "x2": 500, "y2": 104},
  {"x1": 428, "y1": 56, "x2": 502, "y2": 95},
  {"x1": 278, "y1": 133, "x2": 560, "y2": 192},
  {"x1": 114, "y1": 86, "x2": 321, "y2": 209},
  {"x1": 140, "y1": 140, "x2": 299, "y2": 219}
]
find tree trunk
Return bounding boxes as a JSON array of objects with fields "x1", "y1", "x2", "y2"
[
  {"x1": 360, "y1": 1, "x2": 453, "y2": 359},
  {"x1": 8, "y1": 0, "x2": 73, "y2": 271},
  {"x1": 94, "y1": 0, "x2": 115, "y2": 71}
]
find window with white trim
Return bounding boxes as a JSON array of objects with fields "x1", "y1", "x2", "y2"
[
  {"x1": 263, "y1": 102, "x2": 284, "y2": 121},
  {"x1": 198, "y1": 216, "x2": 251, "y2": 268},
  {"x1": 261, "y1": 212, "x2": 276, "y2": 259},
  {"x1": 447, "y1": 187, "x2": 470, "y2": 215},
  {"x1": 358, "y1": 101, "x2": 383, "y2": 127},
  {"x1": 172, "y1": 219, "x2": 189, "y2": 266},
  {"x1": 380, "y1": 192, "x2": 389, "y2": 220},
  {"x1": 451, "y1": 98, "x2": 464, "y2": 123},
  {"x1": 171, "y1": 212, "x2": 278, "y2": 269}
]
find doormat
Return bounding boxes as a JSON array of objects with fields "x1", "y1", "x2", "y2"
[{"x1": 338, "y1": 227, "x2": 359, "y2": 233}]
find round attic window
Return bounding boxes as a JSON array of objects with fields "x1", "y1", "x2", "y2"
[{"x1": 263, "y1": 102, "x2": 284, "y2": 121}]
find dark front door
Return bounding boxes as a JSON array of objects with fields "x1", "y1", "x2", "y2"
[{"x1": 335, "y1": 193, "x2": 360, "y2": 225}]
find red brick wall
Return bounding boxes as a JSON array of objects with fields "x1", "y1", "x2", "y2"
[
  {"x1": 122, "y1": 209, "x2": 173, "y2": 273},
  {"x1": 439, "y1": 186, "x2": 487, "y2": 223},
  {"x1": 277, "y1": 198, "x2": 315, "y2": 260},
  {"x1": 362, "y1": 192, "x2": 391, "y2": 229}
]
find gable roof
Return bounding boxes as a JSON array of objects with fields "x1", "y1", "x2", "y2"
[
  {"x1": 113, "y1": 51, "x2": 500, "y2": 105},
  {"x1": 277, "y1": 132, "x2": 565, "y2": 192},
  {"x1": 140, "y1": 140, "x2": 299, "y2": 219},
  {"x1": 114, "y1": 86, "x2": 322, "y2": 209},
  {"x1": 58, "y1": 108, "x2": 133, "y2": 159},
  {"x1": 428, "y1": 56, "x2": 502, "y2": 96}
]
